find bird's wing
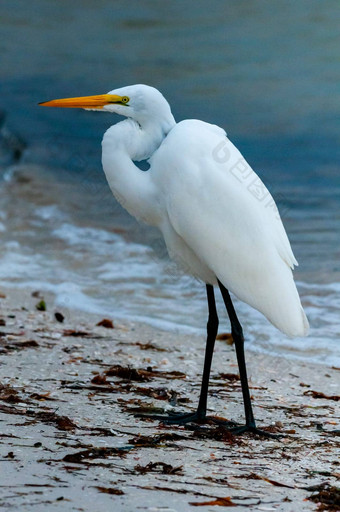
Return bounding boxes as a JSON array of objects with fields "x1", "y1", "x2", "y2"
[{"x1": 150, "y1": 120, "x2": 308, "y2": 336}]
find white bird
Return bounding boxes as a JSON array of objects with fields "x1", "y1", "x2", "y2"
[{"x1": 40, "y1": 85, "x2": 309, "y2": 436}]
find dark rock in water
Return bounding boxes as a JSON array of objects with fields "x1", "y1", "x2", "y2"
[
  {"x1": 54, "y1": 312, "x2": 65, "y2": 323},
  {"x1": 0, "y1": 110, "x2": 25, "y2": 168}
]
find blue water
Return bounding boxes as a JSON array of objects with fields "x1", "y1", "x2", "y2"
[{"x1": 0, "y1": 1, "x2": 339, "y2": 365}]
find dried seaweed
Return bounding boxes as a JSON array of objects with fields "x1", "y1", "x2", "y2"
[
  {"x1": 30, "y1": 392, "x2": 55, "y2": 401},
  {"x1": 134, "y1": 341, "x2": 166, "y2": 351},
  {"x1": 128, "y1": 432, "x2": 187, "y2": 447},
  {"x1": 190, "y1": 425, "x2": 242, "y2": 445},
  {"x1": 96, "y1": 319, "x2": 114, "y2": 329},
  {"x1": 123, "y1": 404, "x2": 166, "y2": 415},
  {"x1": 217, "y1": 373, "x2": 240, "y2": 382},
  {"x1": 0, "y1": 383, "x2": 21, "y2": 403},
  {"x1": 1, "y1": 339, "x2": 39, "y2": 352},
  {"x1": 304, "y1": 390, "x2": 339, "y2": 402},
  {"x1": 189, "y1": 496, "x2": 236, "y2": 507},
  {"x1": 63, "y1": 447, "x2": 128, "y2": 463},
  {"x1": 91, "y1": 374, "x2": 108, "y2": 385},
  {"x1": 237, "y1": 472, "x2": 295, "y2": 488},
  {"x1": 0, "y1": 404, "x2": 77, "y2": 431},
  {"x1": 54, "y1": 415, "x2": 78, "y2": 431},
  {"x1": 63, "y1": 329, "x2": 93, "y2": 337},
  {"x1": 216, "y1": 333, "x2": 234, "y2": 345},
  {"x1": 308, "y1": 483, "x2": 340, "y2": 511},
  {"x1": 105, "y1": 365, "x2": 152, "y2": 382},
  {"x1": 96, "y1": 486, "x2": 124, "y2": 495},
  {"x1": 105, "y1": 365, "x2": 187, "y2": 382}
]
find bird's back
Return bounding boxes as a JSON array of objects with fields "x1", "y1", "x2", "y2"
[{"x1": 150, "y1": 120, "x2": 309, "y2": 337}]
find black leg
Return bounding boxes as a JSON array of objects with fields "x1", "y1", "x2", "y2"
[
  {"x1": 135, "y1": 284, "x2": 223, "y2": 425},
  {"x1": 135, "y1": 281, "x2": 280, "y2": 437},
  {"x1": 218, "y1": 280, "x2": 279, "y2": 438},
  {"x1": 218, "y1": 280, "x2": 255, "y2": 426},
  {"x1": 196, "y1": 284, "x2": 219, "y2": 418}
]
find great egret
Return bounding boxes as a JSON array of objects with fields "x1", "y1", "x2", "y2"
[{"x1": 40, "y1": 85, "x2": 309, "y2": 436}]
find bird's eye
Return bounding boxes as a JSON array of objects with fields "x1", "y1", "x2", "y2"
[{"x1": 121, "y1": 96, "x2": 129, "y2": 104}]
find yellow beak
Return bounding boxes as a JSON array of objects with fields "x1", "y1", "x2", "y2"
[{"x1": 39, "y1": 94, "x2": 124, "y2": 109}]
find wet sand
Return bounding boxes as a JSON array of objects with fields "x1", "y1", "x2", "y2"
[{"x1": 0, "y1": 287, "x2": 339, "y2": 511}]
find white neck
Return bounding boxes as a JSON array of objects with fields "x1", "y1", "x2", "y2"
[{"x1": 101, "y1": 114, "x2": 176, "y2": 225}]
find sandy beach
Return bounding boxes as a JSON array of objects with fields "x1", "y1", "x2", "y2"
[{"x1": 0, "y1": 286, "x2": 338, "y2": 511}]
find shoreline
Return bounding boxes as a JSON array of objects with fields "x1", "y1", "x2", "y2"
[
  {"x1": 0, "y1": 285, "x2": 339, "y2": 511},
  {"x1": 1, "y1": 280, "x2": 338, "y2": 368}
]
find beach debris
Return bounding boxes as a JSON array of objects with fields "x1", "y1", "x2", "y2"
[
  {"x1": 202, "y1": 476, "x2": 231, "y2": 486},
  {"x1": 138, "y1": 484, "x2": 191, "y2": 494},
  {"x1": 128, "y1": 432, "x2": 186, "y2": 447},
  {"x1": 105, "y1": 365, "x2": 186, "y2": 382},
  {"x1": 189, "y1": 425, "x2": 241, "y2": 446},
  {"x1": 96, "y1": 486, "x2": 124, "y2": 495},
  {"x1": 307, "y1": 483, "x2": 340, "y2": 511},
  {"x1": 124, "y1": 403, "x2": 166, "y2": 415},
  {"x1": 96, "y1": 318, "x2": 114, "y2": 328},
  {"x1": 54, "y1": 415, "x2": 78, "y2": 431},
  {"x1": 105, "y1": 364, "x2": 152, "y2": 382},
  {"x1": 304, "y1": 390, "x2": 339, "y2": 402},
  {"x1": 150, "y1": 369, "x2": 187, "y2": 380},
  {"x1": 63, "y1": 446, "x2": 128, "y2": 463},
  {"x1": 35, "y1": 300, "x2": 46, "y2": 311},
  {"x1": 216, "y1": 332, "x2": 234, "y2": 345},
  {"x1": 54, "y1": 312, "x2": 65, "y2": 323},
  {"x1": 86, "y1": 427, "x2": 117, "y2": 437},
  {"x1": 218, "y1": 373, "x2": 240, "y2": 382},
  {"x1": 0, "y1": 404, "x2": 77, "y2": 431},
  {"x1": 63, "y1": 329, "x2": 92, "y2": 337},
  {"x1": 238, "y1": 472, "x2": 295, "y2": 488},
  {"x1": 134, "y1": 461, "x2": 183, "y2": 475},
  {"x1": 137, "y1": 386, "x2": 170, "y2": 399},
  {"x1": 91, "y1": 373, "x2": 108, "y2": 385},
  {"x1": 0, "y1": 383, "x2": 20, "y2": 403},
  {"x1": 30, "y1": 391, "x2": 55, "y2": 401},
  {"x1": 134, "y1": 341, "x2": 166, "y2": 351},
  {"x1": 189, "y1": 496, "x2": 236, "y2": 507},
  {"x1": 1, "y1": 339, "x2": 39, "y2": 352}
]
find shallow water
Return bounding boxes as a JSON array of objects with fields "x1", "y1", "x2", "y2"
[{"x1": 0, "y1": 1, "x2": 339, "y2": 365}]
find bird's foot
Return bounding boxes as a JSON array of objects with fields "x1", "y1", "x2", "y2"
[
  {"x1": 135, "y1": 409, "x2": 237, "y2": 427},
  {"x1": 136, "y1": 410, "x2": 205, "y2": 425},
  {"x1": 136, "y1": 411, "x2": 282, "y2": 439}
]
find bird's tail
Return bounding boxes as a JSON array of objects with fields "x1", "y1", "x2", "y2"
[
  {"x1": 225, "y1": 263, "x2": 309, "y2": 338},
  {"x1": 255, "y1": 269, "x2": 309, "y2": 338}
]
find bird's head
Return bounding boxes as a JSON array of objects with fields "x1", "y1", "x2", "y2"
[{"x1": 39, "y1": 84, "x2": 174, "y2": 128}]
